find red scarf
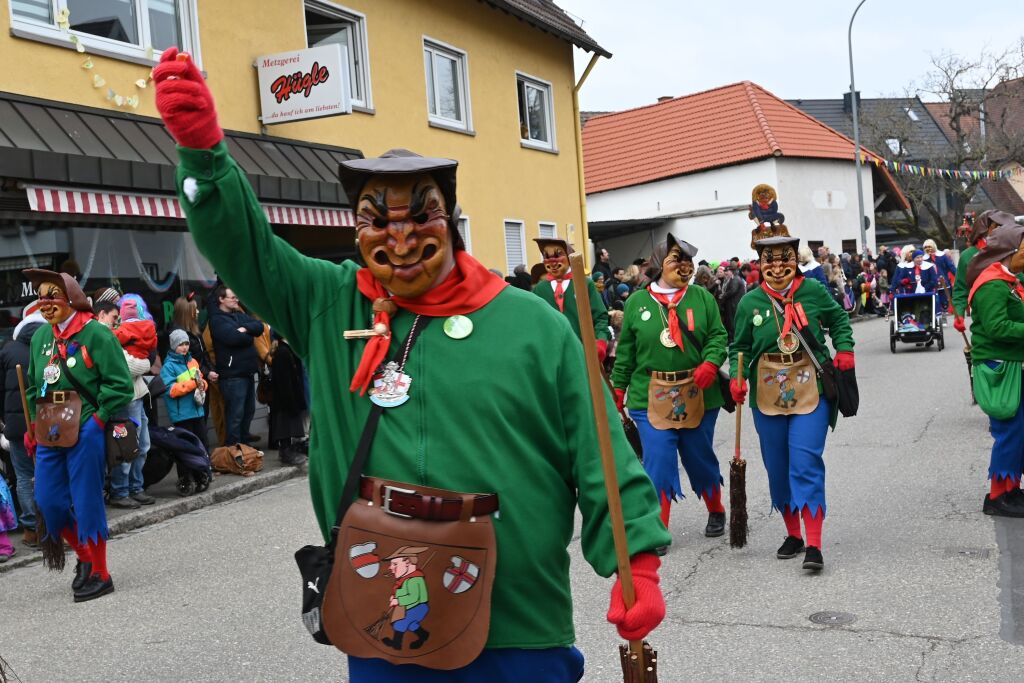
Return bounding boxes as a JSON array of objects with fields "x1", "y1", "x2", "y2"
[
  {"x1": 968, "y1": 262, "x2": 1024, "y2": 306},
  {"x1": 760, "y1": 276, "x2": 806, "y2": 336},
  {"x1": 648, "y1": 286, "x2": 687, "y2": 351},
  {"x1": 546, "y1": 273, "x2": 569, "y2": 312},
  {"x1": 351, "y1": 251, "x2": 507, "y2": 394},
  {"x1": 53, "y1": 311, "x2": 94, "y2": 341}
]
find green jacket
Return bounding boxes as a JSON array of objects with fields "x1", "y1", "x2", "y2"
[
  {"x1": 952, "y1": 246, "x2": 977, "y2": 318},
  {"x1": 174, "y1": 141, "x2": 668, "y2": 649},
  {"x1": 968, "y1": 280, "x2": 1024, "y2": 363},
  {"x1": 27, "y1": 319, "x2": 134, "y2": 425},
  {"x1": 533, "y1": 277, "x2": 610, "y2": 342},
  {"x1": 728, "y1": 279, "x2": 855, "y2": 427},
  {"x1": 612, "y1": 287, "x2": 727, "y2": 411},
  {"x1": 395, "y1": 575, "x2": 428, "y2": 609}
]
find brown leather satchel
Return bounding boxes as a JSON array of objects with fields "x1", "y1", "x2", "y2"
[
  {"x1": 322, "y1": 477, "x2": 497, "y2": 670},
  {"x1": 35, "y1": 390, "x2": 82, "y2": 448},
  {"x1": 210, "y1": 443, "x2": 264, "y2": 476}
]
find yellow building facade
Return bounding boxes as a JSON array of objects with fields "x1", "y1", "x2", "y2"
[{"x1": 0, "y1": 0, "x2": 606, "y2": 273}]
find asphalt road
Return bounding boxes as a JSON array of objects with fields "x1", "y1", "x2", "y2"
[{"x1": 2, "y1": 316, "x2": 1024, "y2": 682}]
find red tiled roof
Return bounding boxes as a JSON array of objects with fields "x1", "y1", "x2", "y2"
[{"x1": 583, "y1": 81, "x2": 886, "y2": 195}]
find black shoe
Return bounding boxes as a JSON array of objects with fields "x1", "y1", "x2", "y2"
[
  {"x1": 109, "y1": 496, "x2": 140, "y2": 509},
  {"x1": 802, "y1": 546, "x2": 824, "y2": 571},
  {"x1": 983, "y1": 492, "x2": 1024, "y2": 518},
  {"x1": 410, "y1": 628, "x2": 430, "y2": 650},
  {"x1": 776, "y1": 536, "x2": 805, "y2": 559},
  {"x1": 655, "y1": 545, "x2": 669, "y2": 557},
  {"x1": 1008, "y1": 488, "x2": 1024, "y2": 503},
  {"x1": 705, "y1": 512, "x2": 726, "y2": 537},
  {"x1": 74, "y1": 575, "x2": 115, "y2": 602},
  {"x1": 130, "y1": 492, "x2": 156, "y2": 505},
  {"x1": 279, "y1": 448, "x2": 308, "y2": 467},
  {"x1": 242, "y1": 434, "x2": 261, "y2": 444},
  {"x1": 72, "y1": 561, "x2": 93, "y2": 591},
  {"x1": 381, "y1": 631, "x2": 404, "y2": 650}
]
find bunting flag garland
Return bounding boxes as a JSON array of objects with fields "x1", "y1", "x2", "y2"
[
  {"x1": 857, "y1": 151, "x2": 1021, "y2": 181},
  {"x1": 65, "y1": 9, "x2": 150, "y2": 111}
]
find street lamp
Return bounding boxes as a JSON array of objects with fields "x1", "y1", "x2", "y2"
[{"x1": 848, "y1": 0, "x2": 869, "y2": 258}]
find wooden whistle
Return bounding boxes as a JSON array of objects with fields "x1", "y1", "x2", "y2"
[{"x1": 343, "y1": 323, "x2": 388, "y2": 340}]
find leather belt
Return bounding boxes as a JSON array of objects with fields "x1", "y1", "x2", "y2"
[
  {"x1": 650, "y1": 369, "x2": 693, "y2": 382},
  {"x1": 762, "y1": 351, "x2": 805, "y2": 364},
  {"x1": 359, "y1": 476, "x2": 499, "y2": 521}
]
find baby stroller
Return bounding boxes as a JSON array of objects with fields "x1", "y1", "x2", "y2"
[
  {"x1": 143, "y1": 425, "x2": 213, "y2": 496},
  {"x1": 888, "y1": 292, "x2": 944, "y2": 353}
]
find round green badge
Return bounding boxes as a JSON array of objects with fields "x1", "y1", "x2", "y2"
[{"x1": 443, "y1": 315, "x2": 474, "y2": 340}]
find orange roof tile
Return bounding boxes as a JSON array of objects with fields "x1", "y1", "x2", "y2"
[{"x1": 583, "y1": 81, "x2": 881, "y2": 195}]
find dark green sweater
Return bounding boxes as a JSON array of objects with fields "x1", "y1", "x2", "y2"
[
  {"x1": 951, "y1": 246, "x2": 977, "y2": 318},
  {"x1": 174, "y1": 141, "x2": 668, "y2": 649},
  {"x1": 27, "y1": 319, "x2": 134, "y2": 424},
  {"x1": 533, "y1": 277, "x2": 610, "y2": 342},
  {"x1": 612, "y1": 287, "x2": 727, "y2": 410},
  {"x1": 969, "y1": 280, "x2": 1024, "y2": 363}
]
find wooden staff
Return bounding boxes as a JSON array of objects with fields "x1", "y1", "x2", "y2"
[
  {"x1": 730, "y1": 353, "x2": 748, "y2": 548},
  {"x1": 568, "y1": 253, "x2": 656, "y2": 683}
]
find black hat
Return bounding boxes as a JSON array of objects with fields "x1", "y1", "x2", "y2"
[
  {"x1": 647, "y1": 234, "x2": 698, "y2": 281},
  {"x1": 338, "y1": 149, "x2": 463, "y2": 249},
  {"x1": 753, "y1": 236, "x2": 801, "y2": 255}
]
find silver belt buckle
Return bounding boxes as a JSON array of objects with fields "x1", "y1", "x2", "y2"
[{"x1": 383, "y1": 485, "x2": 416, "y2": 518}]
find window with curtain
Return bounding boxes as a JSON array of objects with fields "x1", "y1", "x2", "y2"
[
  {"x1": 517, "y1": 73, "x2": 555, "y2": 149},
  {"x1": 424, "y1": 39, "x2": 470, "y2": 130}
]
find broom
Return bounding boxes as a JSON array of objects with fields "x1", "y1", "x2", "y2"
[
  {"x1": 729, "y1": 353, "x2": 748, "y2": 549},
  {"x1": 569, "y1": 254, "x2": 657, "y2": 683},
  {"x1": 939, "y1": 278, "x2": 976, "y2": 403}
]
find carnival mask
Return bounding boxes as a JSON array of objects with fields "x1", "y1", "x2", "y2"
[
  {"x1": 760, "y1": 246, "x2": 797, "y2": 290},
  {"x1": 356, "y1": 173, "x2": 454, "y2": 299},
  {"x1": 1008, "y1": 239, "x2": 1024, "y2": 274},
  {"x1": 37, "y1": 281, "x2": 73, "y2": 325},
  {"x1": 542, "y1": 245, "x2": 570, "y2": 279},
  {"x1": 660, "y1": 246, "x2": 694, "y2": 289}
]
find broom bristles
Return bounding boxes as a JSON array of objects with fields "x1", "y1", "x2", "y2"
[
  {"x1": 619, "y1": 641, "x2": 658, "y2": 682},
  {"x1": 34, "y1": 509, "x2": 67, "y2": 571},
  {"x1": 729, "y1": 459, "x2": 748, "y2": 549}
]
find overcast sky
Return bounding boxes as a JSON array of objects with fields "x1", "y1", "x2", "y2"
[{"x1": 557, "y1": 0, "x2": 1022, "y2": 112}]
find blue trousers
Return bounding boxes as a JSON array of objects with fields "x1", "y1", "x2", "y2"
[
  {"x1": 751, "y1": 398, "x2": 831, "y2": 515},
  {"x1": 988, "y1": 396, "x2": 1024, "y2": 481},
  {"x1": 348, "y1": 646, "x2": 584, "y2": 683},
  {"x1": 110, "y1": 398, "x2": 150, "y2": 498},
  {"x1": 393, "y1": 603, "x2": 429, "y2": 633},
  {"x1": 8, "y1": 437, "x2": 36, "y2": 530},
  {"x1": 629, "y1": 407, "x2": 722, "y2": 501},
  {"x1": 221, "y1": 376, "x2": 255, "y2": 446},
  {"x1": 35, "y1": 417, "x2": 108, "y2": 544}
]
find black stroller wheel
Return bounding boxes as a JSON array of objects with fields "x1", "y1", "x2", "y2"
[
  {"x1": 176, "y1": 476, "x2": 196, "y2": 497},
  {"x1": 194, "y1": 470, "x2": 211, "y2": 493}
]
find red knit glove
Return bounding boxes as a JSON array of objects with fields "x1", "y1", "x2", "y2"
[
  {"x1": 596, "y1": 339, "x2": 608, "y2": 364},
  {"x1": 23, "y1": 425, "x2": 36, "y2": 458},
  {"x1": 954, "y1": 316, "x2": 966, "y2": 333},
  {"x1": 693, "y1": 361, "x2": 718, "y2": 390},
  {"x1": 730, "y1": 378, "x2": 748, "y2": 405},
  {"x1": 614, "y1": 388, "x2": 626, "y2": 413},
  {"x1": 152, "y1": 47, "x2": 224, "y2": 149},
  {"x1": 607, "y1": 553, "x2": 665, "y2": 641},
  {"x1": 901, "y1": 278, "x2": 911, "y2": 287},
  {"x1": 834, "y1": 351, "x2": 855, "y2": 371}
]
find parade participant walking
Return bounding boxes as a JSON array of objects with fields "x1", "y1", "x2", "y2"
[
  {"x1": 964, "y1": 223, "x2": 1024, "y2": 516},
  {"x1": 923, "y1": 239, "x2": 956, "y2": 311},
  {"x1": 533, "y1": 238, "x2": 610, "y2": 362},
  {"x1": 953, "y1": 210, "x2": 1020, "y2": 333},
  {"x1": 729, "y1": 236, "x2": 855, "y2": 571},
  {"x1": 153, "y1": 48, "x2": 668, "y2": 682},
  {"x1": 891, "y1": 250, "x2": 937, "y2": 296},
  {"x1": 612, "y1": 235, "x2": 729, "y2": 544},
  {"x1": 23, "y1": 269, "x2": 134, "y2": 601}
]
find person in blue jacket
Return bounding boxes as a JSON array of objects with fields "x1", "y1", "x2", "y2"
[
  {"x1": 891, "y1": 250, "x2": 938, "y2": 295},
  {"x1": 923, "y1": 239, "x2": 956, "y2": 311},
  {"x1": 798, "y1": 246, "x2": 829, "y2": 288},
  {"x1": 161, "y1": 329, "x2": 208, "y2": 444}
]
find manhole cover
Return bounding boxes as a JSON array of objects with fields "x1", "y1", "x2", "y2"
[
  {"x1": 944, "y1": 547, "x2": 992, "y2": 559},
  {"x1": 809, "y1": 611, "x2": 856, "y2": 626}
]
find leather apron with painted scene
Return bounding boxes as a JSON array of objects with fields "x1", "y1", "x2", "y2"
[
  {"x1": 755, "y1": 350, "x2": 819, "y2": 416},
  {"x1": 648, "y1": 369, "x2": 704, "y2": 429},
  {"x1": 323, "y1": 477, "x2": 498, "y2": 670}
]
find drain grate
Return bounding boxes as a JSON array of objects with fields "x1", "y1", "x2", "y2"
[
  {"x1": 944, "y1": 547, "x2": 992, "y2": 559},
  {"x1": 809, "y1": 611, "x2": 856, "y2": 626}
]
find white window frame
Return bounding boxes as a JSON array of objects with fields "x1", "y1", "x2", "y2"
[
  {"x1": 9, "y1": 0, "x2": 202, "y2": 67},
  {"x1": 538, "y1": 221, "x2": 557, "y2": 239},
  {"x1": 457, "y1": 216, "x2": 473, "y2": 255},
  {"x1": 516, "y1": 70, "x2": 556, "y2": 152},
  {"x1": 504, "y1": 219, "x2": 526, "y2": 276},
  {"x1": 303, "y1": 0, "x2": 373, "y2": 112},
  {"x1": 423, "y1": 36, "x2": 473, "y2": 134}
]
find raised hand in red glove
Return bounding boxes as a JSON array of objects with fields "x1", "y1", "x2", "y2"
[
  {"x1": 834, "y1": 351, "x2": 855, "y2": 371},
  {"x1": 23, "y1": 425, "x2": 36, "y2": 458},
  {"x1": 693, "y1": 361, "x2": 718, "y2": 390},
  {"x1": 730, "y1": 378, "x2": 748, "y2": 405},
  {"x1": 152, "y1": 47, "x2": 224, "y2": 150},
  {"x1": 606, "y1": 553, "x2": 665, "y2": 641},
  {"x1": 596, "y1": 339, "x2": 608, "y2": 365},
  {"x1": 954, "y1": 316, "x2": 966, "y2": 333},
  {"x1": 614, "y1": 388, "x2": 626, "y2": 414}
]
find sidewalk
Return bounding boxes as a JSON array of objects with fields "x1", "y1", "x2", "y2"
[{"x1": 0, "y1": 429, "x2": 306, "y2": 574}]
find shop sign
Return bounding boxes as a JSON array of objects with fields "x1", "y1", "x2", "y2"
[{"x1": 256, "y1": 44, "x2": 351, "y2": 124}]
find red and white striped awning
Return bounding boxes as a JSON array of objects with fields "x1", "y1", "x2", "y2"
[{"x1": 24, "y1": 185, "x2": 354, "y2": 227}]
